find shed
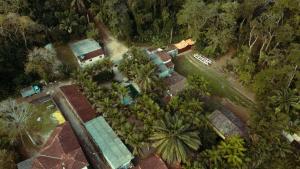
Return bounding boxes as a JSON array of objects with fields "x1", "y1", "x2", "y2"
[
  {"x1": 163, "y1": 72, "x2": 186, "y2": 96},
  {"x1": 173, "y1": 39, "x2": 195, "y2": 54},
  {"x1": 208, "y1": 110, "x2": 246, "y2": 139},
  {"x1": 85, "y1": 117, "x2": 134, "y2": 169}
]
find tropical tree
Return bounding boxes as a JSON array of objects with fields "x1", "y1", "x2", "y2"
[
  {"x1": 167, "y1": 96, "x2": 205, "y2": 128},
  {"x1": 185, "y1": 74, "x2": 210, "y2": 98},
  {"x1": 0, "y1": 149, "x2": 16, "y2": 169},
  {"x1": 150, "y1": 113, "x2": 201, "y2": 164},
  {"x1": 270, "y1": 88, "x2": 300, "y2": 116},
  {"x1": 134, "y1": 63, "x2": 157, "y2": 92},
  {"x1": 204, "y1": 136, "x2": 247, "y2": 169},
  {"x1": 0, "y1": 99, "x2": 36, "y2": 145},
  {"x1": 25, "y1": 47, "x2": 62, "y2": 82}
]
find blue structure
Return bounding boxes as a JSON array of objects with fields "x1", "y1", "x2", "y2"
[
  {"x1": 121, "y1": 83, "x2": 140, "y2": 105},
  {"x1": 85, "y1": 117, "x2": 134, "y2": 169},
  {"x1": 145, "y1": 49, "x2": 174, "y2": 78},
  {"x1": 20, "y1": 85, "x2": 41, "y2": 98}
]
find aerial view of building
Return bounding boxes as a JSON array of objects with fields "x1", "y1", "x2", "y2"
[
  {"x1": 85, "y1": 117, "x2": 134, "y2": 169},
  {"x1": 17, "y1": 122, "x2": 89, "y2": 169},
  {"x1": 0, "y1": 1, "x2": 299, "y2": 169},
  {"x1": 70, "y1": 39, "x2": 105, "y2": 67}
]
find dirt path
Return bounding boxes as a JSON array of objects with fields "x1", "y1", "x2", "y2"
[
  {"x1": 212, "y1": 48, "x2": 236, "y2": 70},
  {"x1": 92, "y1": 16, "x2": 128, "y2": 63}
]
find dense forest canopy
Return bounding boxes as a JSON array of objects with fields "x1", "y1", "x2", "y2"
[{"x1": 0, "y1": 0, "x2": 299, "y2": 168}]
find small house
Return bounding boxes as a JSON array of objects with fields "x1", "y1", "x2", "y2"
[
  {"x1": 17, "y1": 122, "x2": 89, "y2": 169},
  {"x1": 208, "y1": 109, "x2": 247, "y2": 139},
  {"x1": 70, "y1": 39, "x2": 105, "y2": 67},
  {"x1": 173, "y1": 39, "x2": 195, "y2": 54},
  {"x1": 84, "y1": 116, "x2": 134, "y2": 169}
]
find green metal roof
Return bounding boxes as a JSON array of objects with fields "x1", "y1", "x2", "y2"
[
  {"x1": 85, "y1": 117, "x2": 133, "y2": 169},
  {"x1": 70, "y1": 39, "x2": 101, "y2": 57}
]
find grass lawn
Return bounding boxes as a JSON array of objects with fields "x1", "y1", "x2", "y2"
[
  {"x1": 20, "y1": 100, "x2": 58, "y2": 158},
  {"x1": 173, "y1": 55, "x2": 255, "y2": 109},
  {"x1": 54, "y1": 43, "x2": 79, "y2": 70}
]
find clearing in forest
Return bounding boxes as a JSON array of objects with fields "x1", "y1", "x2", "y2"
[{"x1": 173, "y1": 54, "x2": 255, "y2": 110}]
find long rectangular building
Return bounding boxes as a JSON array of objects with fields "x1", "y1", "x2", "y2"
[
  {"x1": 85, "y1": 117, "x2": 134, "y2": 169},
  {"x1": 60, "y1": 85, "x2": 97, "y2": 123}
]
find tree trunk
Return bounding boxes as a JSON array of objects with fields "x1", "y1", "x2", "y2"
[
  {"x1": 287, "y1": 65, "x2": 298, "y2": 88},
  {"x1": 26, "y1": 130, "x2": 37, "y2": 146},
  {"x1": 22, "y1": 31, "x2": 27, "y2": 49},
  {"x1": 265, "y1": 33, "x2": 273, "y2": 52},
  {"x1": 169, "y1": 26, "x2": 173, "y2": 44}
]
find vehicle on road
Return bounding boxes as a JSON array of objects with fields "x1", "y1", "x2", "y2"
[{"x1": 20, "y1": 85, "x2": 41, "y2": 98}]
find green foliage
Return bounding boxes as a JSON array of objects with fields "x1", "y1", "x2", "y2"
[
  {"x1": 55, "y1": 9, "x2": 87, "y2": 39},
  {"x1": 270, "y1": 88, "x2": 300, "y2": 119},
  {"x1": 0, "y1": 99, "x2": 55, "y2": 146},
  {"x1": 253, "y1": 66, "x2": 292, "y2": 101},
  {"x1": 0, "y1": 13, "x2": 46, "y2": 100},
  {"x1": 119, "y1": 47, "x2": 161, "y2": 93},
  {"x1": 204, "y1": 136, "x2": 247, "y2": 169},
  {"x1": 0, "y1": 149, "x2": 16, "y2": 169},
  {"x1": 25, "y1": 47, "x2": 62, "y2": 82},
  {"x1": 150, "y1": 113, "x2": 201, "y2": 164},
  {"x1": 185, "y1": 74, "x2": 210, "y2": 97},
  {"x1": 86, "y1": 23, "x2": 99, "y2": 39},
  {"x1": 178, "y1": 0, "x2": 238, "y2": 57}
]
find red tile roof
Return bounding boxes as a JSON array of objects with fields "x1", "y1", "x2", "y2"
[
  {"x1": 60, "y1": 85, "x2": 97, "y2": 123},
  {"x1": 157, "y1": 51, "x2": 172, "y2": 62},
  {"x1": 31, "y1": 122, "x2": 88, "y2": 169},
  {"x1": 81, "y1": 49, "x2": 104, "y2": 62},
  {"x1": 134, "y1": 155, "x2": 168, "y2": 169}
]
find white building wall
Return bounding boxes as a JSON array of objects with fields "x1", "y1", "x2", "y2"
[{"x1": 78, "y1": 54, "x2": 105, "y2": 67}]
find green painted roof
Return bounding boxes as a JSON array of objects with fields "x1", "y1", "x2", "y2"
[
  {"x1": 85, "y1": 117, "x2": 133, "y2": 169},
  {"x1": 70, "y1": 39, "x2": 101, "y2": 57}
]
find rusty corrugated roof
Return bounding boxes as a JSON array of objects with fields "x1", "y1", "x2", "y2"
[
  {"x1": 31, "y1": 122, "x2": 89, "y2": 169},
  {"x1": 60, "y1": 85, "x2": 97, "y2": 123}
]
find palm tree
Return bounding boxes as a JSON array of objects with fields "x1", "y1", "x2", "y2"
[
  {"x1": 205, "y1": 136, "x2": 246, "y2": 168},
  {"x1": 135, "y1": 63, "x2": 157, "y2": 92},
  {"x1": 150, "y1": 113, "x2": 201, "y2": 164},
  {"x1": 0, "y1": 99, "x2": 36, "y2": 145},
  {"x1": 271, "y1": 88, "x2": 299, "y2": 114}
]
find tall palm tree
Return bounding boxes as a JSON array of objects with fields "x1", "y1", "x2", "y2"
[
  {"x1": 150, "y1": 113, "x2": 201, "y2": 164},
  {"x1": 0, "y1": 99, "x2": 36, "y2": 145},
  {"x1": 271, "y1": 88, "x2": 299, "y2": 114}
]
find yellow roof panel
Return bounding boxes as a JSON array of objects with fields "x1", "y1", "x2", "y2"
[{"x1": 52, "y1": 111, "x2": 65, "y2": 124}]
